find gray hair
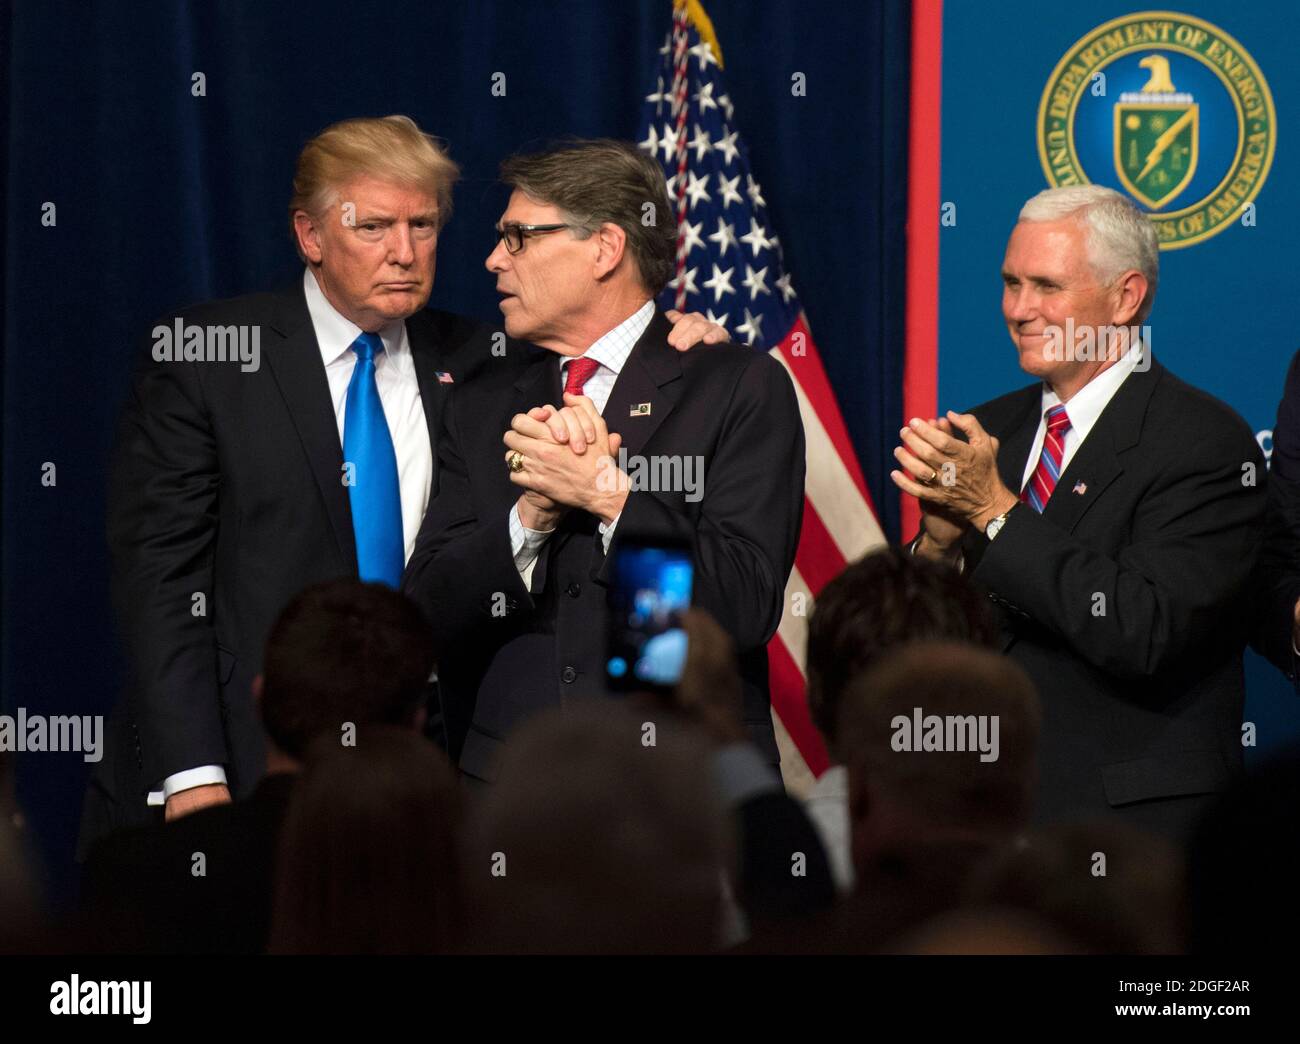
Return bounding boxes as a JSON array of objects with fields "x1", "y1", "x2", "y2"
[
  {"x1": 1018, "y1": 185, "x2": 1159, "y2": 321},
  {"x1": 499, "y1": 139, "x2": 677, "y2": 295}
]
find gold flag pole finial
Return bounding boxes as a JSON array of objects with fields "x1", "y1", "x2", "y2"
[{"x1": 674, "y1": 0, "x2": 724, "y2": 68}]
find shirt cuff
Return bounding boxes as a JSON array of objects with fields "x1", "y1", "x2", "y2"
[
  {"x1": 510, "y1": 503, "x2": 554, "y2": 566},
  {"x1": 147, "y1": 764, "x2": 228, "y2": 806},
  {"x1": 597, "y1": 511, "x2": 623, "y2": 555},
  {"x1": 712, "y1": 742, "x2": 782, "y2": 808}
]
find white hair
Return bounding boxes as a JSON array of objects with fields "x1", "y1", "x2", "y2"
[{"x1": 1018, "y1": 185, "x2": 1159, "y2": 321}]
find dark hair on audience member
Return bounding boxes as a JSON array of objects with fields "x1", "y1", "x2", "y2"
[
  {"x1": 462, "y1": 705, "x2": 731, "y2": 954},
  {"x1": 260, "y1": 580, "x2": 434, "y2": 758},
  {"x1": 499, "y1": 138, "x2": 677, "y2": 294},
  {"x1": 838, "y1": 641, "x2": 1040, "y2": 832},
  {"x1": 269, "y1": 728, "x2": 462, "y2": 954},
  {"x1": 966, "y1": 820, "x2": 1186, "y2": 954},
  {"x1": 806, "y1": 546, "x2": 998, "y2": 754}
]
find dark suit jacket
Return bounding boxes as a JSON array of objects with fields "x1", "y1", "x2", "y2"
[
  {"x1": 403, "y1": 309, "x2": 805, "y2": 780},
  {"x1": 1251, "y1": 348, "x2": 1300, "y2": 687},
  {"x1": 87, "y1": 282, "x2": 484, "y2": 847},
  {"x1": 953, "y1": 358, "x2": 1266, "y2": 834},
  {"x1": 79, "y1": 772, "x2": 296, "y2": 954}
]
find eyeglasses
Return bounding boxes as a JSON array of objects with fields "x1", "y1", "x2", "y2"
[{"x1": 495, "y1": 222, "x2": 575, "y2": 254}]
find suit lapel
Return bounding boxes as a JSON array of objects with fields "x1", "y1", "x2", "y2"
[
  {"x1": 510, "y1": 346, "x2": 563, "y2": 416},
  {"x1": 263, "y1": 285, "x2": 358, "y2": 574},
  {"x1": 406, "y1": 310, "x2": 451, "y2": 484},
  {"x1": 1044, "y1": 359, "x2": 1161, "y2": 533},
  {"x1": 538, "y1": 310, "x2": 684, "y2": 556},
  {"x1": 602, "y1": 310, "x2": 683, "y2": 459},
  {"x1": 962, "y1": 384, "x2": 1040, "y2": 579},
  {"x1": 993, "y1": 389, "x2": 1043, "y2": 497}
]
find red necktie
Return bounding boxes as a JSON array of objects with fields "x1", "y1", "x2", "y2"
[
  {"x1": 564, "y1": 357, "x2": 601, "y2": 396},
  {"x1": 1021, "y1": 405, "x2": 1071, "y2": 513}
]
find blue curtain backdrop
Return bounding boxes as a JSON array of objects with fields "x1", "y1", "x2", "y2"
[{"x1": 1, "y1": 0, "x2": 911, "y2": 903}]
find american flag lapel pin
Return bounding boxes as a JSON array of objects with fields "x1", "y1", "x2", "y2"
[
  {"x1": 1072, "y1": 480, "x2": 1087, "y2": 495},
  {"x1": 435, "y1": 371, "x2": 454, "y2": 384},
  {"x1": 630, "y1": 402, "x2": 652, "y2": 417}
]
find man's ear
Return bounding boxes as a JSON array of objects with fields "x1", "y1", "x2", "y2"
[
  {"x1": 293, "y1": 210, "x2": 324, "y2": 265},
  {"x1": 251, "y1": 673, "x2": 265, "y2": 708},
  {"x1": 591, "y1": 221, "x2": 628, "y2": 280},
  {"x1": 1111, "y1": 269, "x2": 1148, "y2": 327}
]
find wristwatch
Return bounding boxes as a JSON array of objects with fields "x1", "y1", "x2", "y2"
[{"x1": 984, "y1": 504, "x2": 1017, "y2": 541}]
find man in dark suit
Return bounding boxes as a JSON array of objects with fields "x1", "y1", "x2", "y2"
[
  {"x1": 1252, "y1": 348, "x2": 1300, "y2": 689},
  {"x1": 89, "y1": 116, "x2": 721, "y2": 847},
  {"x1": 892, "y1": 185, "x2": 1265, "y2": 838},
  {"x1": 80, "y1": 580, "x2": 434, "y2": 954},
  {"x1": 403, "y1": 139, "x2": 805, "y2": 782}
]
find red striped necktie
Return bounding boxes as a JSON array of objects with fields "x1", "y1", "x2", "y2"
[
  {"x1": 1021, "y1": 404, "x2": 1071, "y2": 513},
  {"x1": 564, "y1": 357, "x2": 601, "y2": 396}
]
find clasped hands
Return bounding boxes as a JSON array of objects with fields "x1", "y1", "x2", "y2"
[
  {"x1": 888, "y1": 410, "x2": 1019, "y2": 557},
  {"x1": 504, "y1": 393, "x2": 630, "y2": 532}
]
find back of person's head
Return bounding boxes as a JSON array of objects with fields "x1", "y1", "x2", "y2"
[
  {"x1": 1187, "y1": 746, "x2": 1300, "y2": 954},
  {"x1": 806, "y1": 547, "x2": 998, "y2": 758},
  {"x1": 269, "y1": 728, "x2": 461, "y2": 954},
  {"x1": 838, "y1": 641, "x2": 1040, "y2": 875},
  {"x1": 260, "y1": 580, "x2": 434, "y2": 758},
  {"x1": 965, "y1": 820, "x2": 1184, "y2": 954},
  {"x1": 462, "y1": 705, "x2": 732, "y2": 953}
]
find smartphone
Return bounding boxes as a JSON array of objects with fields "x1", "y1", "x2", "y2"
[{"x1": 605, "y1": 539, "x2": 694, "y2": 693}]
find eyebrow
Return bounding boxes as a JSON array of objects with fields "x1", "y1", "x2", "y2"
[
  {"x1": 355, "y1": 212, "x2": 439, "y2": 224},
  {"x1": 1001, "y1": 270, "x2": 1062, "y2": 285}
]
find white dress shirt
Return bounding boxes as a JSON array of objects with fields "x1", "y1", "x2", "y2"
[
  {"x1": 149, "y1": 268, "x2": 434, "y2": 805},
  {"x1": 803, "y1": 764, "x2": 854, "y2": 894},
  {"x1": 1018, "y1": 343, "x2": 1143, "y2": 493},
  {"x1": 510, "y1": 300, "x2": 655, "y2": 587}
]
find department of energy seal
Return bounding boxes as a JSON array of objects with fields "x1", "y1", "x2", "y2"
[{"x1": 1037, "y1": 11, "x2": 1275, "y2": 249}]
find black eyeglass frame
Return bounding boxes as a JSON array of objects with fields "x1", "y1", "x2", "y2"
[{"x1": 495, "y1": 222, "x2": 578, "y2": 254}]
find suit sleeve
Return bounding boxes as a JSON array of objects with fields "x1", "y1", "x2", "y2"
[
  {"x1": 107, "y1": 335, "x2": 228, "y2": 790},
  {"x1": 972, "y1": 421, "x2": 1266, "y2": 682},
  {"x1": 1251, "y1": 349, "x2": 1300, "y2": 681},
  {"x1": 604, "y1": 355, "x2": 805, "y2": 652},
  {"x1": 402, "y1": 391, "x2": 533, "y2": 659}
]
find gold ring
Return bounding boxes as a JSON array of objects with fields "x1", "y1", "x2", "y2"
[{"x1": 508, "y1": 451, "x2": 525, "y2": 473}]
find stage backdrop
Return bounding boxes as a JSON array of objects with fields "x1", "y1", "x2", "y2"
[
  {"x1": 925, "y1": 0, "x2": 1298, "y2": 755},
  {"x1": 1, "y1": 0, "x2": 909, "y2": 903}
]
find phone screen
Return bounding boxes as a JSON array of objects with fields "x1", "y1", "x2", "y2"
[{"x1": 605, "y1": 541, "x2": 694, "y2": 692}]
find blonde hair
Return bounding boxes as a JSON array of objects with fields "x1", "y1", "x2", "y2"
[{"x1": 288, "y1": 115, "x2": 460, "y2": 250}]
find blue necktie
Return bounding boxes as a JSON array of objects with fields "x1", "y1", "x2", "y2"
[{"x1": 343, "y1": 332, "x2": 404, "y2": 587}]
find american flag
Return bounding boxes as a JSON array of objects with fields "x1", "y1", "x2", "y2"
[{"x1": 638, "y1": 0, "x2": 886, "y2": 792}]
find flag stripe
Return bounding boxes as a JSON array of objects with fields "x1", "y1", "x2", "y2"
[
  {"x1": 771, "y1": 347, "x2": 886, "y2": 561},
  {"x1": 767, "y1": 624, "x2": 831, "y2": 780},
  {"x1": 774, "y1": 315, "x2": 871, "y2": 501},
  {"x1": 793, "y1": 496, "x2": 848, "y2": 595}
]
